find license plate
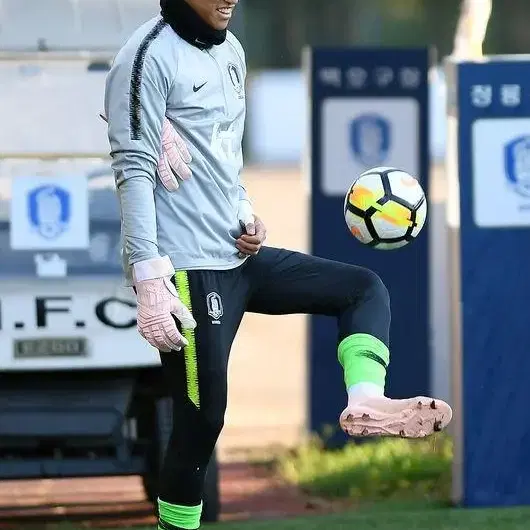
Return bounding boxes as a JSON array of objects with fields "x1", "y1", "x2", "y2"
[{"x1": 13, "y1": 338, "x2": 88, "y2": 358}]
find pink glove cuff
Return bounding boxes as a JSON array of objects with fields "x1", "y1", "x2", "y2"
[{"x1": 132, "y1": 256, "x2": 174, "y2": 283}]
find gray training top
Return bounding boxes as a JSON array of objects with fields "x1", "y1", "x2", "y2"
[{"x1": 104, "y1": 17, "x2": 249, "y2": 284}]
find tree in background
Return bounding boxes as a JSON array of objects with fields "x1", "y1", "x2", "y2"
[{"x1": 239, "y1": 0, "x2": 530, "y2": 70}]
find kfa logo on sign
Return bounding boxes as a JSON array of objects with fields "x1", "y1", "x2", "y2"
[
  {"x1": 28, "y1": 185, "x2": 71, "y2": 239},
  {"x1": 504, "y1": 135, "x2": 530, "y2": 198},
  {"x1": 349, "y1": 114, "x2": 391, "y2": 167}
]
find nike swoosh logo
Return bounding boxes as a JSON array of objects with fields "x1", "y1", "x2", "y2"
[{"x1": 193, "y1": 82, "x2": 207, "y2": 92}]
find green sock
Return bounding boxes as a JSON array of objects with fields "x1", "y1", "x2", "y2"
[
  {"x1": 158, "y1": 498, "x2": 202, "y2": 530},
  {"x1": 337, "y1": 333, "x2": 390, "y2": 390}
]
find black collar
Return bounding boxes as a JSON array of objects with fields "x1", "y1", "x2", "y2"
[{"x1": 160, "y1": 0, "x2": 226, "y2": 50}]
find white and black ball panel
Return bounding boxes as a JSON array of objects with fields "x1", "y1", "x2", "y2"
[
  {"x1": 411, "y1": 197, "x2": 427, "y2": 238},
  {"x1": 360, "y1": 166, "x2": 396, "y2": 177},
  {"x1": 353, "y1": 172, "x2": 386, "y2": 200},
  {"x1": 344, "y1": 172, "x2": 386, "y2": 219},
  {"x1": 370, "y1": 210, "x2": 410, "y2": 240},
  {"x1": 344, "y1": 209, "x2": 373, "y2": 244},
  {"x1": 386, "y1": 170, "x2": 424, "y2": 208},
  {"x1": 374, "y1": 240, "x2": 409, "y2": 250}
]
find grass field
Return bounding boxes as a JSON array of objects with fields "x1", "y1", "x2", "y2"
[
  {"x1": 204, "y1": 506, "x2": 530, "y2": 530},
  {"x1": 46, "y1": 435, "x2": 529, "y2": 530},
  {"x1": 54, "y1": 505, "x2": 530, "y2": 530}
]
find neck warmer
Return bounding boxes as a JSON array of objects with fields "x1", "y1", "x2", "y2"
[{"x1": 160, "y1": 0, "x2": 227, "y2": 50}]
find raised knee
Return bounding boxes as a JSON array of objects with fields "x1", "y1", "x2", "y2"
[{"x1": 355, "y1": 267, "x2": 390, "y2": 305}]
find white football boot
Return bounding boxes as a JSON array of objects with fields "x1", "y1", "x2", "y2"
[{"x1": 340, "y1": 395, "x2": 452, "y2": 438}]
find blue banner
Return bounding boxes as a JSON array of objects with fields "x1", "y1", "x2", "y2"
[
  {"x1": 449, "y1": 57, "x2": 530, "y2": 507},
  {"x1": 307, "y1": 48, "x2": 430, "y2": 442}
]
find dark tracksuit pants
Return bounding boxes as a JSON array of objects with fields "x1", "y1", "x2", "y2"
[{"x1": 158, "y1": 246, "x2": 390, "y2": 505}]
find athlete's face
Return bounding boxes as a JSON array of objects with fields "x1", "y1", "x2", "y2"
[{"x1": 185, "y1": 0, "x2": 238, "y2": 30}]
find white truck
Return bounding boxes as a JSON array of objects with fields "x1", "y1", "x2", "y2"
[{"x1": 0, "y1": 115, "x2": 218, "y2": 523}]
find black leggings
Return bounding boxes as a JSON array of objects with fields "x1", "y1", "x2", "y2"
[{"x1": 158, "y1": 247, "x2": 390, "y2": 505}]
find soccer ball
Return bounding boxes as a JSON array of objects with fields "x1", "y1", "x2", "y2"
[{"x1": 343, "y1": 167, "x2": 427, "y2": 250}]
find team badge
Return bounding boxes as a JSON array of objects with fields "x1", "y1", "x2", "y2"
[
  {"x1": 504, "y1": 135, "x2": 530, "y2": 198},
  {"x1": 227, "y1": 63, "x2": 244, "y2": 97},
  {"x1": 350, "y1": 114, "x2": 391, "y2": 167},
  {"x1": 28, "y1": 184, "x2": 71, "y2": 240},
  {"x1": 207, "y1": 292, "x2": 223, "y2": 324}
]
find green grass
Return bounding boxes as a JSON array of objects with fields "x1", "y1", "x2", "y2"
[
  {"x1": 276, "y1": 434, "x2": 452, "y2": 503},
  {"x1": 31, "y1": 435, "x2": 530, "y2": 530},
  {"x1": 43, "y1": 506, "x2": 530, "y2": 530},
  {"x1": 206, "y1": 507, "x2": 530, "y2": 530}
]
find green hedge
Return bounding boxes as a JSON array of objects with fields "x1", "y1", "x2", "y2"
[{"x1": 276, "y1": 435, "x2": 452, "y2": 503}]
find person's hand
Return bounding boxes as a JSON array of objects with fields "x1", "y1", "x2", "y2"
[
  {"x1": 132, "y1": 256, "x2": 196, "y2": 352},
  {"x1": 236, "y1": 200, "x2": 267, "y2": 257}
]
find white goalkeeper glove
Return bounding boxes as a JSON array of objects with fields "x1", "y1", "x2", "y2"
[
  {"x1": 99, "y1": 114, "x2": 192, "y2": 191},
  {"x1": 157, "y1": 117, "x2": 192, "y2": 191},
  {"x1": 133, "y1": 256, "x2": 197, "y2": 353}
]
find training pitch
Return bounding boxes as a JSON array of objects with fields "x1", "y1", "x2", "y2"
[{"x1": 57, "y1": 505, "x2": 530, "y2": 530}]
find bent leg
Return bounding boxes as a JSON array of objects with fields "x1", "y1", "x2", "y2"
[
  {"x1": 246, "y1": 247, "x2": 452, "y2": 438},
  {"x1": 246, "y1": 246, "x2": 390, "y2": 345}
]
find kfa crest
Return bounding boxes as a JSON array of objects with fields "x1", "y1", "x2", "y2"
[
  {"x1": 206, "y1": 292, "x2": 223, "y2": 324},
  {"x1": 227, "y1": 62, "x2": 244, "y2": 98},
  {"x1": 350, "y1": 114, "x2": 391, "y2": 167},
  {"x1": 504, "y1": 135, "x2": 530, "y2": 198},
  {"x1": 27, "y1": 184, "x2": 71, "y2": 239}
]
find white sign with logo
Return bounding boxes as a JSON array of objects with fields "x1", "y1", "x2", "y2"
[
  {"x1": 472, "y1": 118, "x2": 530, "y2": 227},
  {"x1": 321, "y1": 97, "x2": 420, "y2": 196},
  {"x1": 0, "y1": 278, "x2": 159, "y2": 371},
  {"x1": 10, "y1": 176, "x2": 89, "y2": 250}
]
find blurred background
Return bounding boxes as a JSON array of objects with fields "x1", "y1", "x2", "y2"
[{"x1": 0, "y1": 0, "x2": 525, "y2": 528}]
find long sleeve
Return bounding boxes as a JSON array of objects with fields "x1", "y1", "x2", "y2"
[
  {"x1": 232, "y1": 36, "x2": 250, "y2": 207},
  {"x1": 238, "y1": 183, "x2": 251, "y2": 204},
  {"x1": 104, "y1": 34, "x2": 174, "y2": 266}
]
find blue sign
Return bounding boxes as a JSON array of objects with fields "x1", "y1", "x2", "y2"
[
  {"x1": 349, "y1": 114, "x2": 391, "y2": 167},
  {"x1": 308, "y1": 48, "x2": 430, "y2": 445},
  {"x1": 449, "y1": 58, "x2": 530, "y2": 507},
  {"x1": 28, "y1": 185, "x2": 71, "y2": 240}
]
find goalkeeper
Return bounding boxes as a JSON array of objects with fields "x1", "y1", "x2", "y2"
[{"x1": 104, "y1": 1, "x2": 452, "y2": 529}]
